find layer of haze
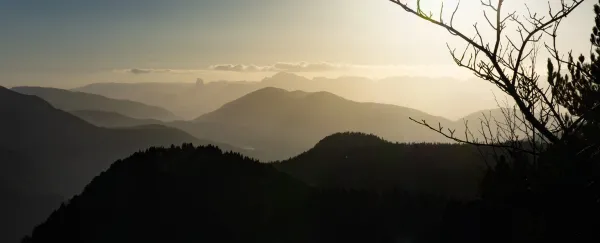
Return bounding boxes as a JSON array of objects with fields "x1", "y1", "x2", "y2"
[{"x1": 1, "y1": 0, "x2": 596, "y2": 117}]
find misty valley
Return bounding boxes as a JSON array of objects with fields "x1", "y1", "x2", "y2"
[{"x1": 1, "y1": 76, "x2": 492, "y2": 242}]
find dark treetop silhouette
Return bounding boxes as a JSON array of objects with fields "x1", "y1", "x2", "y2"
[{"x1": 22, "y1": 144, "x2": 451, "y2": 243}]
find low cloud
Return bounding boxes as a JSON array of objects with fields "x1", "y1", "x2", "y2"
[
  {"x1": 209, "y1": 64, "x2": 274, "y2": 72},
  {"x1": 116, "y1": 62, "x2": 473, "y2": 79},
  {"x1": 120, "y1": 63, "x2": 358, "y2": 74},
  {"x1": 129, "y1": 68, "x2": 158, "y2": 74},
  {"x1": 209, "y1": 62, "x2": 350, "y2": 73},
  {"x1": 117, "y1": 68, "x2": 202, "y2": 75}
]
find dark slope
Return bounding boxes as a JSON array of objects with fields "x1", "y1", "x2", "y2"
[
  {"x1": 0, "y1": 148, "x2": 66, "y2": 243},
  {"x1": 11, "y1": 86, "x2": 178, "y2": 121},
  {"x1": 69, "y1": 110, "x2": 162, "y2": 128},
  {"x1": 0, "y1": 87, "x2": 201, "y2": 195},
  {"x1": 23, "y1": 145, "x2": 449, "y2": 243},
  {"x1": 0, "y1": 87, "x2": 234, "y2": 243},
  {"x1": 275, "y1": 132, "x2": 485, "y2": 199},
  {"x1": 0, "y1": 182, "x2": 63, "y2": 243},
  {"x1": 0, "y1": 87, "x2": 243, "y2": 195},
  {"x1": 178, "y1": 87, "x2": 458, "y2": 161}
]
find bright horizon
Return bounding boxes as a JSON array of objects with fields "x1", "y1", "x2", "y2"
[{"x1": 1, "y1": 0, "x2": 596, "y2": 117}]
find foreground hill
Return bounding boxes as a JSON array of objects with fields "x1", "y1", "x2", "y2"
[
  {"x1": 176, "y1": 87, "x2": 458, "y2": 161},
  {"x1": 0, "y1": 87, "x2": 236, "y2": 242},
  {"x1": 23, "y1": 145, "x2": 449, "y2": 243},
  {"x1": 11, "y1": 86, "x2": 179, "y2": 121},
  {"x1": 275, "y1": 132, "x2": 485, "y2": 199}
]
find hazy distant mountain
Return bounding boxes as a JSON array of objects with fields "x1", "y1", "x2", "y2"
[
  {"x1": 275, "y1": 132, "x2": 485, "y2": 199},
  {"x1": 24, "y1": 145, "x2": 449, "y2": 243},
  {"x1": 70, "y1": 110, "x2": 163, "y2": 128},
  {"x1": 74, "y1": 72, "x2": 501, "y2": 120},
  {"x1": 456, "y1": 108, "x2": 535, "y2": 142},
  {"x1": 74, "y1": 81, "x2": 259, "y2": 120},
  {"x1": 11, "y1": 86, "x2": 179, "y2": 121},
  {"x1": 69, "y1": 87, "x2": 463, "y2": 161},
  {"x1": 171, "y1": 87, "x2": 458, "y2": 161},
  {"x1": 0, "y1": 86, "x2": 239, "y2": 243},
  {"x1": 69, "y1": 83, "x2": 509, "y2": 161},
  {"x1": 459, "y1": 108, "x2": 515, "y2": 124},
  {"x1": 260, "y1": 73, "x2": 501, "y2": 120}
]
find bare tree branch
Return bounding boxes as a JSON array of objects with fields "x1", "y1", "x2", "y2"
[{"x1": 389, "y1": 0, "x2": 584, "y2": 148}]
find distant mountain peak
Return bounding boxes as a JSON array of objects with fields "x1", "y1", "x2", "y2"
[
  {"x1": 230, "y1": 87, "x2": 312, "y2": 102},
  {"x1": 457, "y1": 107, "x2": 515, "y2": 122},
  {"x1": 210, "y1": 87, "x2": 348, "y2": 110},
  {"x1": 262, "y1": 72, "x2": 309, "y2": 83},
  {"x1": 251, "y1": 86, "x2": 289, "y2": 95},
  {"x1": 271, "y1": 71, "x2": 303, "y2": 79},
  {"x1": 313, "y1": 132, "x2": 387, "y2": 150},
  {"x1": 305, "y1": 90, "x2": 345, "y2": 100}
]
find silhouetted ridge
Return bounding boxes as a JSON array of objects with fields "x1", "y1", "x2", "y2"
[
  {"x1": 11, "y1": 86, "x2": 178, "y2": 121},
  {"x1": 0, "y1": 85, "x2": 55, "y2": 110},
  {"x1": 205, "y1": 87, "x2": 310, "y2": 112},
  {"x1": 237, "y1": 86, "x2": 301, "y2": 100},
  {"x1": 262, "y1": 72, "x2": 308, "y2": 82},
  {"x1": 25, "y1": 144, "x2": 309, "y2": 242},
  {"x1": 118, "y1": 124, "x2": 173, "y2": 130},
  {"x1": 313, "y1": 132, "x2": 387, "y2": 149},
  {"x1": 304, "y1": 90, "x2": 350, "y2": 103},
  {"x1": 275, "y1": 133, "x2": 484, "y2": 199},
  {"x1": 246, "y1": 86, "x2": 288, "y2": 95},
  {"x1": 198, "y1": 87, "x2": 349, "y2": 120},
  {"x1": 23, "y1": 144, "x2": 450, "y2": 243}
]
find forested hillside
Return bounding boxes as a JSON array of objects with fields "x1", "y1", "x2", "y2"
[{"x1": 23, "y1": 145, "x2": 450, "y2": 243}]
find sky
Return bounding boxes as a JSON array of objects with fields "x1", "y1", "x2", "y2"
[{"x1": 0, "y1": 0, "x2": 597, "y2": 88}]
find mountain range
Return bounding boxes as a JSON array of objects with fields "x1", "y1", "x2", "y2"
[
  {"x1": 59, "y1": 86, "x2": 509, "y2": 161},
  {"x1": 11, "y1": 86, "x2": 179, "y2": 121},
  {"x1": 1, "y1": 80, "x2": 515, "y2": 242},
  {"x1": 183, "y1": 87, "x2": 459, "y2": 160},
  {"x1": 74, "y1": 72, "x2": 501, "y2": 120},
  {"x1": 74, "y1": 80, "x2": 256, "y2": 120}
]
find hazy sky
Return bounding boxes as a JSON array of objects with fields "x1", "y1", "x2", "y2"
[{"x1": 0, "y1": 0, "x2": 596, "y2": 88}]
